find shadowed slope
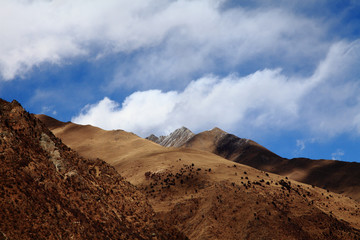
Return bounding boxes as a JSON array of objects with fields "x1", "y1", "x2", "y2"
[
  {"x1": 1, "y1": 100, "x2": 186, "y2": 240},
  {"x1": 38, "y1": 115, "x2": 360, "y2": 239},
  {"x1": 179, "y1": 127, "x2": 360, "y2": 202},
  {"x1": 36, "y1": 114, "x2": 69, "y2": 129}
]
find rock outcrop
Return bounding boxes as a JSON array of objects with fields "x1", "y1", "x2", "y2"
[
  {"x1": 146, "y1": 127, "x2": 195, "y2": 147},
  {"x1": 0, "y1": 99, "x2": 187, "y2": 240}
]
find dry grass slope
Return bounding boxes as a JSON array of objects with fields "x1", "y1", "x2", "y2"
[
  {"x1": 38, "y1": 115, "x2": 360, "y2": 240},
  {"x1": 182, "y1": 128, "x2": 360, "y2": 202}
]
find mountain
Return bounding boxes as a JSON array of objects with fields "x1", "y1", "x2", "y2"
[
  {"x1": 169, "y1": 127, "x2": 360, "y2": 202},
  {"x1": 0, "y1": 100, "x2": 186, "y2": 240},
  {"x1": 146, "y1": 127, "x2": 195, "y2": 147},
  {"x1": 38, "y1": 114, "x2": 360, "y2": 239}
]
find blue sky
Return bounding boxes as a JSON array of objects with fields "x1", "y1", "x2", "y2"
[{"x1": 1, "y1": 0, "x2": 360, "y2": 162}]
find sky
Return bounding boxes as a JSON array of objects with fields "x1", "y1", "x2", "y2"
[{"x1": 1, "y1": 0, "x2": 360, "y2": 162}]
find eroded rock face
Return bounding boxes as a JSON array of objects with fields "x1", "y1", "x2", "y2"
[
  {"x1": 0, "y1": 99, "x2": 187, "y2": 240},
  {"x1": 146, "y1": 127, "x2": 195, "y2": 147}
]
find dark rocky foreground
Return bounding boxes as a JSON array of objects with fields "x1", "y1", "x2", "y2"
[{"x1": 0, "y1": 99, "x2": 187, "y2": 240}]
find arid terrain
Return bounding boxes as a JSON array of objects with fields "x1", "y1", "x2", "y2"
[
  {"x1": 147, "y1": 127, "x2": 360, "y2": 202},
  {"x1": 0, "y1": 100, "x2": 186, "y2": 240},
  {"x1": 37, "y1": 114, "x2": 360, "y2": 239}
]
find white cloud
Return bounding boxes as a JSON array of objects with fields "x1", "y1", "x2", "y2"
[
  {"x1": 73, "y1": 69, "x2": 308, "y2": 136},
  {"x1": 294, "y1": 138, "x2": 316, "y2": 155},
  {"x1": 296, "y1": 140, "x2": 306, "y2": 152},
  {"x1": 41, "y1": 105, "x2": 57, "y2": 116},
  {"x1": 0, "y1": 0, "x2": 327, "y2": 82},
  {"x1": 300, "y1": 40, "x2": 360, "y2": 136},
  {"x1": 110, "y1": 2, "x2": 328, "y2": 88},
  {"x1": 331, "y1": 149, "x2": 345, "y2": 160},
  {"x1": 73, "y1": 40, "x2": 360, "y2": 138}
]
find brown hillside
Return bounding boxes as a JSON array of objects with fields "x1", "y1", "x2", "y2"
[
  {"x1": 0, "y1": 100, "x2": 186, "y2": 240},
  {"x1": 181, "y1": 128, "x2": 360, "y2": 202},
  {"x1": 36, "y1": 114, "x2": 69, "y2": 129},
  {"x1": 38, "y1": 116, "x2": 360, "y2": 240}
]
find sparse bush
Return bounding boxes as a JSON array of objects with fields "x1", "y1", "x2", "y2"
[{"x1": 144, "y1": 171, "x2": 151, "y2": 179}]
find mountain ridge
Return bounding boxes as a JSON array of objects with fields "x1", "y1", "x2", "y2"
[
  {"x1": 36, "y1": 114, "x2": 360, "y2": 239},
  {"x1": 147, "y1": 126, "x2": 360, "y2": 202}
]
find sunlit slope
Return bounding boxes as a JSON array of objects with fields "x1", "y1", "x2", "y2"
[
  {"x1": 37, "y1": 115, "x2": 360, "y2": 240},
  {"x1": 181, "y1": 127, "x2": 360, "y2": 202},
  {"x1": 37, "y1": 114, "x2": 165, "y2": 169}
]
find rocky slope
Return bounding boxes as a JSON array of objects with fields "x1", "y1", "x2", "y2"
[
  {"x1": 37, "y1": 115, "x2": 360, "y2": 239},
  {"x1": 0, "y1": 100, "x2": 187, "y2": 240},
  {"x1": 146, "y1": 127, "x2": 195, "y2": 147}
]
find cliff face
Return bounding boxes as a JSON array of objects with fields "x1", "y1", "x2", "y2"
[
  {"x1": 0, "y1": 99, "x2": 186, "y2": 240},
  {"x1": 146, "y1": 127, "x2": 195, "y2": 147}
]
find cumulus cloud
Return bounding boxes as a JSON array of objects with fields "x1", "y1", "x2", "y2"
[
  {"x1": 73, "y1": 40, "x2": 360, "y2": 137},
  {"x1": 73, "y1": 68, "x2": 310, "y2": 136},
  {"x1": 73, "y1": 69, "x2": 289, "y2": 136},
  {"x1": 0, "y1": 0, "x2": 327, "y2": 82}
]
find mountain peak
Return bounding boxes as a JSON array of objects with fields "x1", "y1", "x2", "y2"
[
  {"x1": 146, "y1": 134, "x2": 159, "y2": 142},
  {"x1": 209, "y1": 127, "x2": 227, "y2": 135},
  {"x1": 146, "y1": 126, "x2": 195, "y2": 147}
]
